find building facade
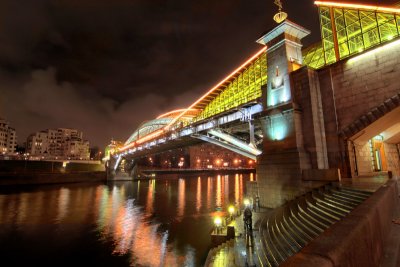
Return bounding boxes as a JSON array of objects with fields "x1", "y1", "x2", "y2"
[
  {"x1": 0, "y1": 118, "x2": 17, "y2": 155},
  {"x1": 26, "y1": 128, "x2": 90, "y2": 160}
]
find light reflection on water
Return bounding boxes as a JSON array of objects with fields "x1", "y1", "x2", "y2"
[{"x1": 0, "y1": 173, "x2": 252, "y2": 266}]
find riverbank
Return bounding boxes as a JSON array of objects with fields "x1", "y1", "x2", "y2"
[
  {"x1": 141, "y1": 168, "x2": 255, "y2": 175},
  {"x1": 109, "y1": 168, "x2": 257, "y2": 181},
  {"x1": 0, "y1": 160, "x2": 106, "y2": 186},
  {"x1": 0, "y1": 171, "x2": 106, "y2": 186}
]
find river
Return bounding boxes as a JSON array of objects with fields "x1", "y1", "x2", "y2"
[{"x1": 0, "y1": 173, "x2": 254, "y2": 266}]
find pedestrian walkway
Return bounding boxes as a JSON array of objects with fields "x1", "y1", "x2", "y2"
[
  {"x1": 205, "y1": 176, "x2": 396, "y2": 267},
  {"x1": 205, "y1": 207, "x2": 273, "y2": 267}
]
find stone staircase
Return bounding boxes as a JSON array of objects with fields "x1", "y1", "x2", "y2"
[
  {"x1": 205, "y1": 239, "x2": 238, "y2": 267},
  {"x1": 256, "y1": 185, "x2": 372, "y2": 267}
]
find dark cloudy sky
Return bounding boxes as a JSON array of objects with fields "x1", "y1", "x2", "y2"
[{"x1": 0, "y1": 0, "x2": 395, "y2": 148}]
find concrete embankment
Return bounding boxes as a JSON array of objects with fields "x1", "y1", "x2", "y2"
[
  {"x1": 141, "y1": 168, "x2": 255, "y2": 175},
  {"x1": 0, "y1": 160, "x2": 106, "y2": 186},
  {"x1": 282, "y1": 179, "x2": 399, "y2": 267}
]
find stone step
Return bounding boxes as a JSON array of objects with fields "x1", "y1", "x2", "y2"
[{"x1": 255, "y1": 186, "x2": 372, "y2": 266}]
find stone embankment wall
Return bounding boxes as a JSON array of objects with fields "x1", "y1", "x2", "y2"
[
  {"x1": 0, "y1": 160, "x2": 106, "y2": 186},
  {"x1": 281, "y1": 180, "x2": 399, "y2": 267}
]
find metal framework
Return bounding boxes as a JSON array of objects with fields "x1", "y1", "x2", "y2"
[
  {"x1": 195, "y1": 51, "x2": 267, "y2": 121},
  {"x1": 304, "y1": 1, "x2": 400, "y2": 69}
]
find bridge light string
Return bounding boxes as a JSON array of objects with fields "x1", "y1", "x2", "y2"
[
  {"x1": 119, "y1": 129, "x2": 164, "y2": 151},
  {"x1": 156, "y1": 108, "x2": 199, "y2": 119},
  {"x1": 314, "y1": 1, "x2": 400, "y2": 13},
  {"x1": 163, "y1": 46, "x2": 268, "y2": 130},
  {"x1": 118, "y1": 46, "x2": 267, "y2": 153}
]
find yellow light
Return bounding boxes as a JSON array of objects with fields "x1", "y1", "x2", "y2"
[
  {"x1": 214, "y1": 217, "x2": 222, "y2": 226},
  {"x1": 119, "y1": 129, "x2": 164, "y2": 151},
  {"x1": 244, "y1": 199, "x2": 250, "y2": 206},
  {"x1": 164, "y1": 47, "x2": 268, "y2": 129},
  {"x1": 228, "y1": 206, "x2": 235, "y2": 215},
  {"x1": 314, "y1": 1, "x2": 400, "y2": 14},
  {"x1": 156, "y1": 108, "x2": 199, "y2": 119}
]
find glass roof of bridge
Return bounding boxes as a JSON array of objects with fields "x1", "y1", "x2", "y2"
[{"x1": 304, "y1": 1, "x2": 400, "y2": 69}]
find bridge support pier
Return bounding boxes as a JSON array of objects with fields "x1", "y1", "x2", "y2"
[{"x1": 255, "y1": 20, "x2": 330, "y2": 208}]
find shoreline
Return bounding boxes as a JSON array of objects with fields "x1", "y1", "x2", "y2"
[{"x1": 0, "y1": 171, "x2": 106, "y2": 186}]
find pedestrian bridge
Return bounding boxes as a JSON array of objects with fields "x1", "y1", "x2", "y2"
[{"x1": 109, "y1": 1, "x2": 400, "y2": 184}]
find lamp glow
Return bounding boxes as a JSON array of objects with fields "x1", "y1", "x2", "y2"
[
  {"x1": 228, "y1": 206, "x2": 235, "y2": 215},
  {"x1": 214, "y1": 217, "x2": 222, "y2": 227}
]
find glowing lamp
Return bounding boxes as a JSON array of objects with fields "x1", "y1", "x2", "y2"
[
  {"x1": 244, "y1": 199, "x2": 250, "y2": 207},
  {"x1": 214, "y1": 217, "x2": 222, "y2": 227},
  {"x1": 228, "y1": 206, "x2": 235, "y2": 215}
]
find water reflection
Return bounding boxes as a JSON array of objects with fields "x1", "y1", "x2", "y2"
[
  {"x1": 0, "y1": 173, "x2": 253, "y2": 266},
  {"x1": 177, "y1": 178, "x2": 185, "y2": 218},
  {"x1": 196, "y1": 177, "x2": 201, "y2": 213}
]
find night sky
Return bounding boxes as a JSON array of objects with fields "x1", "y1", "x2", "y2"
[{"x1": 0, "y1": 0, "x2": 396, "y2": 148}]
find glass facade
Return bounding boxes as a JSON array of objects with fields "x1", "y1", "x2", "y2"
[
  {"x1": 195, "y1": 51, "x2": 267, "y2": 121},
  {"x1": 303, "y1": 6, "x2": 400, "y2": 69}
]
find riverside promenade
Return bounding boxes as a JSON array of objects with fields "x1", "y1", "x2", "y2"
[{"x1": 205, "y1": 175, "x2": 400, "y2": 267}]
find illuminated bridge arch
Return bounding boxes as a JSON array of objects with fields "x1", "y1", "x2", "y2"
[{"x1": 124, "y1": 108, "x2": 200, "y2": 146}]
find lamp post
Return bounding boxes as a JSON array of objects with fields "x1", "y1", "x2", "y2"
[
  {"x1": 228, "y1": 206, "x2": 235, "y2": 221},
  {"x1": 214, "y1": 216, "x2": 222, "y2": 234},
  {"x1": 244, "y1": 198, "x2": 250, "y2": 207}
]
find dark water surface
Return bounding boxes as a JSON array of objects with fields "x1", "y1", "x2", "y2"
[{"x1": 0, "y1": 173, "x2": 253, "y2": 266}]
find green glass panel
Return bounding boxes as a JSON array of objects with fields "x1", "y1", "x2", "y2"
[
  {"x1": 348, "y1": 35, "x2": 364, "y2": 54},
  {"x1": 334, "y1": 8, "x2": 343, "y2": 18},
  {"x1": 320, "y1": 7, "x2": 331, "y2": 26},
  {"x1": 379, "y1": 20, "x2": 398, "y2": 42},
  {"x1": 322, "y1": 26, "x2": 333, "y2": 39},
  {"x1": 195, "y1": 52, "x2": 267, "y2": 121},
  {"x1": 325, "y1": 48, "x2": 336, "y2": 64},
  {"x1": 360, "y1": 11, "x2": 377, "y2": 32},
  {"x1": 363, "y1": 28, "x2": 380, "y2": 48},
  {"x1": 338, "y1": 41, "x2": 349, "y2": 58},
  {"x1": 344, "y1": 9, "x2": 359, "y2": 24},
  {"x1": 377, "y1": 13, "x2": 394, "y2": 25},
  {"x1": 396, "y1": 15, "x2": 400, "y2": 35},
  {"x1": 323, "y1": 38, "x2": 334, "y2": 49},
  {"x1": 336, "y1": 28, "x2": 347, "y2": 44}
]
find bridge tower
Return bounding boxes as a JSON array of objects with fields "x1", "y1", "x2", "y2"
[{"x1": 255, "y1": 8, "x2": 322, "y2": 208}]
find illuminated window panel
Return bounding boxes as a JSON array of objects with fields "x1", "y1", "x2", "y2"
[
  {"x1": 303, "y1": 42, "x2": 326, "y2": 69},
  {"x1": 195, "y1": 52, "x2": 267, "y2": 121},
  {"x1": 377, "y1": 13, "x2": 398, "y2": 41},
  {"x1": 325, "y1": 47, "x2": 337, "y2": 64},
  {"x1": 306, "y1": 3, "x2": 400, "y2": 70}
]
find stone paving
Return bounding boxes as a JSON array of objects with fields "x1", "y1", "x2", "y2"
[{"x1": 205, "y1": 207, "x2": 273, "y2": 267}]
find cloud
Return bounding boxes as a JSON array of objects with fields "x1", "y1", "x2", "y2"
[
  {"x1": 0, "y1": 0, "x2": 340, "y2": 149},
  {"x1": 0, "y1": 67, "x2": 200, "y2": 148}
]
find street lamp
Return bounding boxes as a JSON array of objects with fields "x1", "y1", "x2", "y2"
[
  {"x1": 228, "y1": 205, "x2": 235, "y2": 220},
  {"x1": 244, "y1": 198, "x2": 250, "y2": 207},
  {"x1": 214, "y1": 216, "x2": 222, "y2": 234}
]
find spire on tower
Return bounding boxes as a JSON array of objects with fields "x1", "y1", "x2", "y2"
[{"x1": 273, "y1": 0, "x2": 288, "y2": 23}]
